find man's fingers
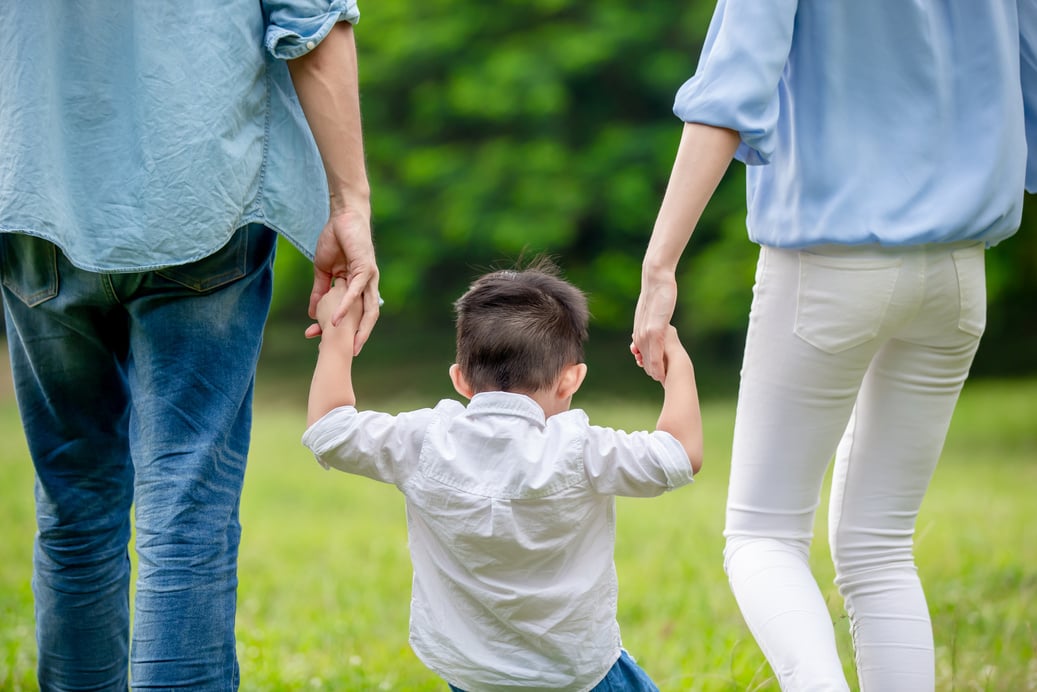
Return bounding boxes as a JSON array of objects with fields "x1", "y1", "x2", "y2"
[
  {"x1": 353, "y1": 285, "x2": 381, "y2": 355},
  {"x1": 309, "y1": 271, "x2": 333, "y2": 318},
  {"x1": 331, "y1": 281, "x2": 361, "y2": 327}
]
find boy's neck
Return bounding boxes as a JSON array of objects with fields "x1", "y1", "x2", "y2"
[{"x1": 452, "y1": 363, "x2": 585, "y2": 420}]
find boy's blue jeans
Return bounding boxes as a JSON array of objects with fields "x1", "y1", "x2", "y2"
[
  {"x1": 448, "y1": 650, "x2": 660, "y2": 692},
  {"x1": 0, "y1": 225, "x2": 276, "y2": 690}
]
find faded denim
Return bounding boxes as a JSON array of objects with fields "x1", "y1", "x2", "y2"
[{"x1": 1, "y1": 224, "x2": 276, "y2": 690}]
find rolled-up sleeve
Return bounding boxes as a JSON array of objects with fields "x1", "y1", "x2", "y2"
[
  {"x1": 582, "y1": 427, "x2": 694, "y2": 498},
  {"x1": 263, "y1": 0, "x2": 361, "y2": 60},
  {"x1": 302, "y1": 405, "x2": 433, "y2": 486},
  {"x1": 673, "y1": 0, "x2": 798, "y2": 165}
]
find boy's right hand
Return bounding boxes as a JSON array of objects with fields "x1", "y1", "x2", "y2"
[{"x1": 306, "y1": 281, "x2": 363, "y2": 342}]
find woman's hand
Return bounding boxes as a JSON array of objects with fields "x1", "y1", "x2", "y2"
[{"x1": 631, "y1": 267, "x2": 678, "y2": 381}]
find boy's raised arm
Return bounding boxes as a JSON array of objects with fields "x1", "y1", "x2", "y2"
[
  {"x1": 655, "y1": 327, "x2": 704, "y2": 473},
  {"x1": 307, "y1": 283, "x2": 363, "y2": 427}
]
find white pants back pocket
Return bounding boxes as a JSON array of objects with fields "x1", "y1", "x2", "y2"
[
  {"x1": 951, "y1": 244, "x2": 986, "y2": 338},
  {"x1": 794, "y1": 252, "x2": 901, "y2": 354}
]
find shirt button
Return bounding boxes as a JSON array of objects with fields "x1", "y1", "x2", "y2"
[{"x1": 306, "y1": 40, "x2": 316, "y2": 50}]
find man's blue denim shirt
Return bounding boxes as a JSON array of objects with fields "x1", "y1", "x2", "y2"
[{"x1": 0, "y1": 1, "x2": 359, "y2": 271}]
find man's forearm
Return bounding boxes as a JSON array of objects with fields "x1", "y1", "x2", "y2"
[{"x1": 288, "y1": 21, "x2": 371, "y2": 216}]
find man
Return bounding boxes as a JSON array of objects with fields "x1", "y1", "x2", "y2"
[{"x1": 0, "y1": 2, "x2": 378, "y2": 688}]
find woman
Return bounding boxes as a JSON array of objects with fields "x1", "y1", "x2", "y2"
[{"x1": 632, "y1": 2, "x2": 1035, "y2": 690}]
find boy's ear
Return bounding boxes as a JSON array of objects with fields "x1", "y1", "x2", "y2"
[
  {"x1": 449, "y1": 364, "x2": 474, "y2": 400},
  {"x1": 556, "y1": 363, "x2": 588, "y2": 400}
]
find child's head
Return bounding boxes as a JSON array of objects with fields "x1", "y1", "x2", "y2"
[{"x1": 453, "y1": 257, "x2": 589, "y2": 397}]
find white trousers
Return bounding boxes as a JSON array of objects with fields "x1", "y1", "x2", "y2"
[{"x1": 724, "y1": 242, "x2": 986, "y2": 692}]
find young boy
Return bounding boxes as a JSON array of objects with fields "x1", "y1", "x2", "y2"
[{"x1": 302, "y1": 259, "x2": 703, "y2": 691}]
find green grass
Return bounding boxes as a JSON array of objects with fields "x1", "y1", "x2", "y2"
[{"x1": 1, "y1": 376, "x2": 1035, "y2": 691}]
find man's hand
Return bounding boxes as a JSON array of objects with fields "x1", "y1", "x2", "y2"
[
  {"x1": 289, "y1": 21, "x2": 377, "y2": 355},
  {"x1": 305, "y1": 209, "x2": 379, "y2": 355},
  {"x1": 312, "y1": 280, "x2": 362, "y2": 335}
]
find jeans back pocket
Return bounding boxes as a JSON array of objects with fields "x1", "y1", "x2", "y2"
[
  {"x1": 153, "y1": 224, "x2": 276, "y2": 293},
  {"x1": 0, "y1": 233, "x2": 60, "y2": 307}
]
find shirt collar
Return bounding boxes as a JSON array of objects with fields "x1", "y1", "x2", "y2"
[{"x1": 466, "y1": 391, "x2": 547, "y2": 427}]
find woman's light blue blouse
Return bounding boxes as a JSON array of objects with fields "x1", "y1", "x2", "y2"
[
  {"x1": 675, "y1": 0, "x2": 1037, "y2": 248},
  {"x1": 0, "y1": 1, "x2": 359, "y2": 272}
]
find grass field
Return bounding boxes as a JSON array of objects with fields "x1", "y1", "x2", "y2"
[{"x1": 1, "y1": 367, "x2": 1035, "y2": 690}]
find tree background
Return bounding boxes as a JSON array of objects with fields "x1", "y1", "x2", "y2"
[{"x1": 268, "y1": 0, "x2": 1037, "y2": 395}]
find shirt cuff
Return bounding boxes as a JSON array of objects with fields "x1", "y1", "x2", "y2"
[
  {"x1": 301, "y1": 405, "x2": 358, "y2": 469},
  {"x1": 650, "y1": 431, "x2": 696, "y2": 490},
  {"x1": 673, "y1": 88, "x2": 775, "y2": 166},
  {"x1": 265, "y1": 1, "x2": 361, "y2": 60}
]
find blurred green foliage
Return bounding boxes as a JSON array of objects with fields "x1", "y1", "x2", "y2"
[{"x1": 270, "y1": 0, "x2": 1037, "y2": 376}]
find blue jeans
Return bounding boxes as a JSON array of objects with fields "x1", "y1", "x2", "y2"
[
  {"x1": 1, "y1": 225, "x2": 276, "y2": 690},
  {"x1": 447, "y1": 650, "x2": 660, "y2": 692}
]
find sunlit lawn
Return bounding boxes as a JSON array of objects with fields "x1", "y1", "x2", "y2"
[{"x1": 1, "y1": 368, "x2": 1035, "y2": 690}]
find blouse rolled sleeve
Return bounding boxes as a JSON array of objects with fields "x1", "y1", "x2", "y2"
[
  {"x1": 263, "y1": 0, "x2": 361, "y2": 60},
  {"x1": 673, "y1": 0, "x2": 798, "y2": 165}
]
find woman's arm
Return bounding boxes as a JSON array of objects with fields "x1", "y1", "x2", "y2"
[{"x1": 632, "y1": 122, "x2": 740, "y2": 381}]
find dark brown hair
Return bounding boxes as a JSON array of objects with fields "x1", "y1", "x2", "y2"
[{"x1": 454, "y1": 257, "x2": 589, "y2": 393}]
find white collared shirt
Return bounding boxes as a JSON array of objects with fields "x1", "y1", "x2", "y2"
[{"x1": 302, "y1": 391, "x2": 693, "y2": 692}]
